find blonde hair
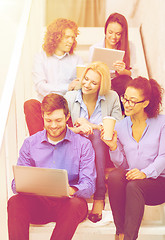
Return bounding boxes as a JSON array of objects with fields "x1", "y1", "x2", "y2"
[{"x1": 78, "y1": 61, "x2": 111, "y2": 96}]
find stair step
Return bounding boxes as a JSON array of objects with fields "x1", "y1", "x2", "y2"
[{"x1": 30, "y1": 212, "x2": 165, "y2": 240}]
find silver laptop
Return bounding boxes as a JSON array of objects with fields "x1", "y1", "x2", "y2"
[
  {"x1": 13, "y1": 165, "x2": 70, "y2": 197},
  {"x1": 91, "y1": 47, "x2": 125, "y2": 70}
]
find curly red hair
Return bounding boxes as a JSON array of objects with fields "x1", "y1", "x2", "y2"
[{"x1": 42, "y1": 18, "x2": 79, "y2": 56}]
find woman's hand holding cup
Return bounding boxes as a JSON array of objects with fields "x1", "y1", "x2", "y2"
[{"x1": 100, "y1": 126, "x2": 118, "y2": 151}]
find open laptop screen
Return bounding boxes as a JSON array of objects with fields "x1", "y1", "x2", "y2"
[{"x1": 13, "y1": 165, "x2": 70, "y2": 197}]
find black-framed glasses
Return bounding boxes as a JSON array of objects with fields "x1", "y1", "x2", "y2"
[{"x1": 120, "y1": 95, "x2": 145, "y2": 107}]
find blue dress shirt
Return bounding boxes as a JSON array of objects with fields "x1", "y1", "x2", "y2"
[
  {"x1": 12, "y1": 128, "x2": 96, "y2": 198},
  {"x1": 76, "y1": 90, "x2": 104, "y2": 125},
  {"x1": 110, "y1": 115, "x2": 165, "y2": 178},
  {"x1": 32, "y1": 50, "x2": 83, "y2": 100}
]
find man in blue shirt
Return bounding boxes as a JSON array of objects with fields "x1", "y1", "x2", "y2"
[{"x1": 8, "y1": 93, "x2": 96, "y2": 240}]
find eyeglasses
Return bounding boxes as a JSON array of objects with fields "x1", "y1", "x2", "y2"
[{"x1": 120, "y1": 96, "x2": 145, "y2": 107}]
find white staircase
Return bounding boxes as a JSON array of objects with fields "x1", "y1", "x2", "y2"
[
  {"x1": 1, "y1": 1, "x2": 164, "y2": 239},
  {"x1": 29, "y1": 199, "x2": 165, "y2": 240}
]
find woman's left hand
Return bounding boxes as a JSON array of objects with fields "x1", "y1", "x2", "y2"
[
  {"x1": 100, "y1": 126, "x2": 118, "y2": 151},
  {"x1": 113, "y1": 60, "x2": 126, "y2": 74},
  {"x1": 126, "y1": 168, "x2": 146, "y2": 180}
]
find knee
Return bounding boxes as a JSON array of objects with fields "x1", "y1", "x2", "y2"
[
  {"x1": 126, "y1": 180, "x2": 143, "y2": 197},
  {"x1": 108, "y1": 168, "x2": 124, "y2": 183},
  {"x1": 107, "y1": 168, "x2": 126, "y2": 189},
  {"x1": 69, "y1": 198, "x2": 88, "y2": 221},
  {"x1": 126, "y1": 180, "x2": 138, "y2": 190},
  {"x1": 24, "y1": 99, "x2": 41, "y2": 115},
  {"x1": 8, "y1": 195, "x2": 23, "y2": 216}
]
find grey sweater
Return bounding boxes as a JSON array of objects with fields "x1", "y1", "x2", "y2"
[{"x1": 64, "y1": 90, "x2": 122, "y2": 125}]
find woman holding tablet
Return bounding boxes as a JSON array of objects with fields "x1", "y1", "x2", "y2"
[
  {"x1": 65, "y1": 61, "x2": 122, "y2": 223},
  {"x1": 101, "y1": 77, "x2": 165, "y2": 240},
  {"x1": 89, "y1": 13, "x2": 132, "y2": 111}
]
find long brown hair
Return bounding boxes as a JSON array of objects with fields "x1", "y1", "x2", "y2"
[{"x1": 105, "y1": 13, "x2": 130, "y2": 69}]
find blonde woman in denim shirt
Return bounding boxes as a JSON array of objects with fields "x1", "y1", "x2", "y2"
[{"x1": 65, "y1": 61, "x2": 122, "y2": 223}]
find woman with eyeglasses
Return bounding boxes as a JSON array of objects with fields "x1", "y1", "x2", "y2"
[
  {"x1": 101, "y1": 76, "x2": 165, "y2": 240},
  {"x1": 65, "y1": 61, "x2": 122, "y2": 223}
]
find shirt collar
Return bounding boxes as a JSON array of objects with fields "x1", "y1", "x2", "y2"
[
  {"x1": 40, "y1": 130, "x2": 48, "y2": 143},
  {"x1": 53, "y1": 52, "x2": 69, "y2": 60},
  {"x1": 97, "y1": 94, "x2": 105, "y2": 102},
  {"x1": 75, "y1": 89, "x2": 105, "y2": 104},
  {"x1": 128, "y1": 116, "x2": 150, "y2": 127}
]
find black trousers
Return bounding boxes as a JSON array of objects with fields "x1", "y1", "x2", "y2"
[
  {"x1": 8, "y1": 194, "x2": 88, "y2": 240},
  {"x1": 107, "y1": 168, "x2": 165, "y2": 240}
]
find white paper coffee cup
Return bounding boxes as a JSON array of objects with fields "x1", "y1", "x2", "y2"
[{"x1": 103, "y1": 116, "x2": 116, "y2": 140}]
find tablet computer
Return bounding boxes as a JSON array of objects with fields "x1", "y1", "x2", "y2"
[
  {"x1": 13, "y1": 165, "x2": 70, "y2": 197},
  {"x1": 91, "y1": 47, "x2": 125, "y2": 70}
]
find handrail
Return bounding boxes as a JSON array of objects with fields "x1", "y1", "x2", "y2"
[
  {"x1": 0, "y1": 1, "x2": 33, "y2": 238},
  {"x1": 0, "y1": 0, "x2": 32, "y2": 150}
]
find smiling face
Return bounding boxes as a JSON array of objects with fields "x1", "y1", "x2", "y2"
[
  {"x1": 81, "y1": 69, "x2": 101, "y2": 96},
  {"x1": 105, "y1": 22, "x2": 123, "y2": 49},
  {"x1": 123, "y1": 87, "x2": 149, "y2": 117},
  {"x1": 43, "y1": 109, "x2": 70, "y2": 141},
  {"x1": 55, "y1": 28, "x2": 75, "y2": 55}
]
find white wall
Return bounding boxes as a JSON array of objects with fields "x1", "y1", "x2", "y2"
[
  {"x1": 105, "y1": 0, "x2": 138, "y2": 26},
  {"x1": 130, "y1": 0, "x2": 165, "y2": 112},
  {"x1": 0, "y1": 0, "x2": 24, "y2": 98},
  {"x1": 0, "y1": 1, "x2": 46, "y2": 239}
]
